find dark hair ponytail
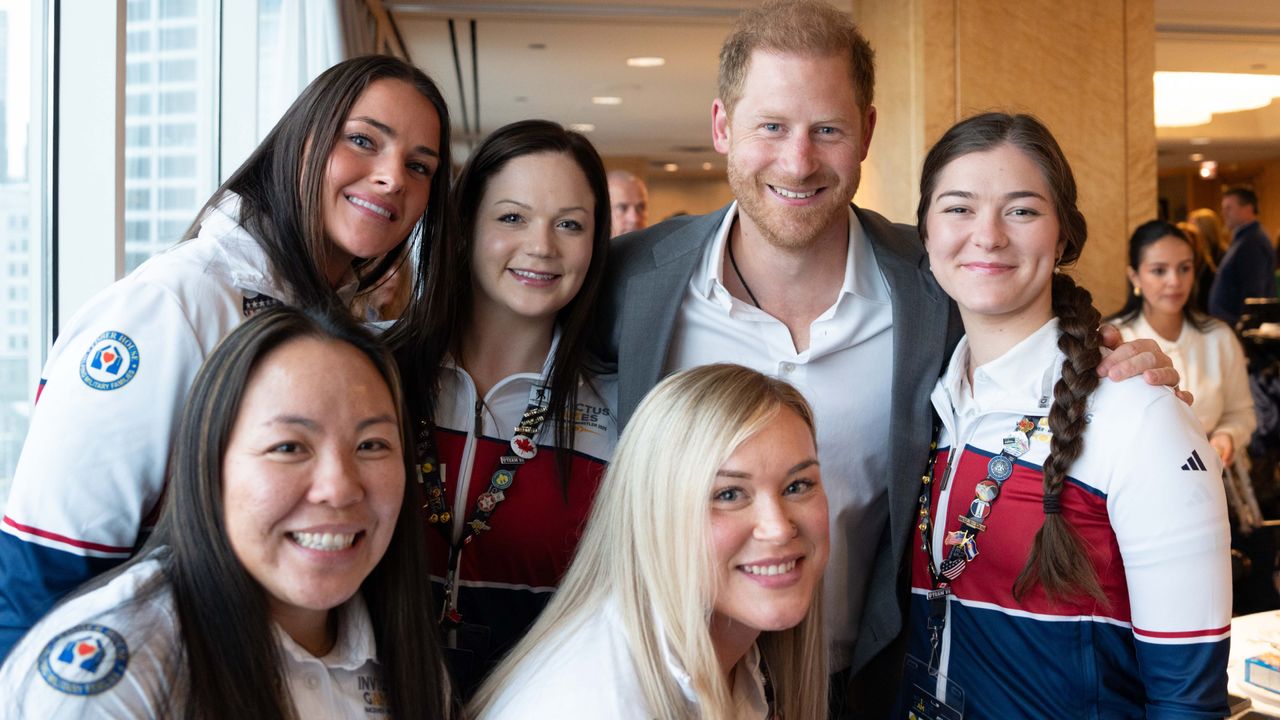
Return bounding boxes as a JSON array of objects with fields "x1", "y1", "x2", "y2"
[{"x1": 1012, "y1": 272, "x2": 1106, "y2": 605}]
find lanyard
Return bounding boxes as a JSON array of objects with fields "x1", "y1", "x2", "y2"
[
  {"x1": 414, "y1": 384, "x2": 552, "y2": 628},
  {"x1": 917, "y1": 413, "x2": 1041, "y2": 667}
]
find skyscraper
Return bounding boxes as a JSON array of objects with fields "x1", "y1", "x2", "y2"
[{"x1": 123, "y1": 0, "x2": 215, "y2": 271}]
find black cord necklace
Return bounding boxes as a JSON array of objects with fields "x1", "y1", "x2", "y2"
[{"x1": 727, "y1": 236, "x2": 762, "y2": 309}]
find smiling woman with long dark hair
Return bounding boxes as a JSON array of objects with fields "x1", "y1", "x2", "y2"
[
  {"x1": 0, "y1": 306, "x2": 454, "y2": 718},
  {"x1": 904, "y1": 113, "x2": 1230, "y2": 718},
  {"x1": 387, "y1": 119, "x2": 616, "y2": 692}
]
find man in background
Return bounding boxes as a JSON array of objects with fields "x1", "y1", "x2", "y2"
[
  {"x1": 1211, "y1": 186, "x2": 1276, "y2": 325},
  {"x1": 607, "y1": 169, "x2": 649, "y2": 237}
]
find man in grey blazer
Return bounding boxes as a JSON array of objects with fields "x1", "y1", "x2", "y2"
[{"x1": 595, "y1": 1, "x2": 1172, "y2": 715}]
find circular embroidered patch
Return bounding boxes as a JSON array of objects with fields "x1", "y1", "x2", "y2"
[
  {"x1": 79, "y1": 332, "x2": 140, "y2": 391},
  {"x1": 37, "y1": 624, "x2": 130, "y2": 695}
]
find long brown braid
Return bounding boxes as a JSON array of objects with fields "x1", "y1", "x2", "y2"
[
  {"x1": 1011, "y1": 272, "x2": 1106, "y2": 604},
  {"x1": 918, "y1": 112, "x2": 1107, "y2": 605}
]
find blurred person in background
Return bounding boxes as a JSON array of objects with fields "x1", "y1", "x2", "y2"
[
  {"x1": 1210, "y1": 187, "x2": 1276, "y2": 325},
  {"x1": 607, "y1": 170, "x2": 649, "y2": 237}
]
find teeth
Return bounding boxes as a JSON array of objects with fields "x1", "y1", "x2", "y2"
[
  {"x1": 290, "y1": 531, "x2": 356, "y2": 551},
  {"x1": 347, "y1": 195, "x2": 392, "y2": 219},
  {"x1": 511, "y1": 269, "x2": 556, "y2": 281},
  {"x1": 742, "y1": 559, "x2": 797, "y2": 576},
  {"x1": 771, "y1": 186, "x2": 817, "y2": 200}
]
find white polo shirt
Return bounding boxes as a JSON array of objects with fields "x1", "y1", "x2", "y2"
[
  {"x1": 666, "y1": 203, "x2": 894, "y2": 671},
  {"x1": 478, "y1": 598, "x2": 769, "y2": 719},
  {"x1": 0, "y1": 556, "x2": 392, "y2": 718}
]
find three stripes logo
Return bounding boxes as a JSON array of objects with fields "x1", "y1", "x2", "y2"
[{"x1": 1181, "y1": 449, "x2": 1208, "y2": 472}]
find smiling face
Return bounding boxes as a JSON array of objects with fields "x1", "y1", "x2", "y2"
[
  {"x1": 924, "y1": 143, "x2": 1063, "y2": 332},
  {"x1": 321, "y1": 78, "x2": 442, "y2": 286},
  {"x1": 222, "y1": 336, "x2": 404, "y2": 650},
  {"x1": 1128, "y1": 235, "x2": 1195, "y2": 319},
  {"x1": 713, "y1": 51, "x2": 875, "y2": 251},
  {"x1": 709, "y1": 407, "x2": 828, "y2": 645},
  {"x1": 470, "y1": 151, "x2": 596, "y2": 329}
]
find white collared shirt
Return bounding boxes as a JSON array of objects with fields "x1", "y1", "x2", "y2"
[
  {"x1": 477, "y1": 599, "x2": 769, "y2": 719},
  {"x1": 1114, "y1": 313, "x2": 1256, "y2": 451},
  {"x1": 666, "y1": 202, "x2": 894, "y2": 670},
  {"x1": 0, "y1": 556, "x2": 391, "y2": 718}
]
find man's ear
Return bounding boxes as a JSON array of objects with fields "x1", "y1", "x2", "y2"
[{"x1": 712, "y1": 98, "x2": 731, "y2": 155}]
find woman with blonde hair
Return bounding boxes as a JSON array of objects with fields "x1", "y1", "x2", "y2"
[
  {"x1": 1184, "y1": 210, "x2": 1224, "y2": 312},
  {"x1": 470, "y1": 364, "x2": 829, "y2": 720}
]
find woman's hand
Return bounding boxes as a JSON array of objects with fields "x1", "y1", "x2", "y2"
[
  {"x1": 1096, "y1": 325, "x2": 1193, "y2": 406},
  {"x1": 1209, "y1": 433, "x2": 1234, "y2": 468}
]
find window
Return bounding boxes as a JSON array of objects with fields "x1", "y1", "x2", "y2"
[
  {"x1": 159, "y1": 186, "x2": 195, "y2": 210},
  {"x1": 124, "y1": 0, "x2": 215, "y2": 273},
  {"x1": 0, "y1": 1, "x2": 41, "y2": 508},
  {"x1": 159, "y1": 90, "x2": 196, "y2": 114},
  {"x1": 159, "y1": 27, "x2": 195, "y2": 51},
  {"x1": 159, "y1": 59, "x2": 196, "y2": 83}
]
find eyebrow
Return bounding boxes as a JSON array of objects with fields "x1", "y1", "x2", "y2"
[
  {"x1": 349, "y1": 116, "x2": 439, "y2": 158},
  {"x1": 715, "y1": 458, "x2": 820, "y2": 479},
  {"x1": 265, "y1": 414, "x2": 397, "y2": 432},
  {"x1": 494, "y1": 199, "x2": 589, "y2": 214},
  {"x1": 936, "y1": 189, "x2": 1047, "y2": 202}
]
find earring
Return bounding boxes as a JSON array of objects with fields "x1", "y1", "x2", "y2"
[{"x1": 1133, "y1": 286, "x2": 1142, "y2": 297}]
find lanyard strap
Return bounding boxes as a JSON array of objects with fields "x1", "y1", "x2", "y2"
[
  {"x1": 917, "y1": 414, "x2": 1041, "y2": 662},
  {"x1": 414, "y1": 385, "x2": 552, "y2": 627}
]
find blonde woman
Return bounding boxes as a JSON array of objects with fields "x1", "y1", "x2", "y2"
[{"x1": 470, "y1": 364, "x2": 829, "y2": 720}]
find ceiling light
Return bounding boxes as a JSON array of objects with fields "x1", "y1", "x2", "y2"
[
  {"x1": 701, "y1": 162, "x2": 713, "y2": 171},
  {"x1": 568, "y1": 123, "x2": 595, "y2": 133},
  {"x1": 1189, "y1": 153, "x2": 1204, "y2": 162},
  {"x1": 528, "y1": 43, "x2": 547, "y2": 50},
  {"x1": 1190, "y1": 137, "x2": 1212, "y2": 146},
  {"x1": 627, "y1": 56, "x2": 666, "y2": 68},
  {"x1": 592, "y1": 96, "x2": 623, "y2": 106},
  {"x1": 1199, "y1": 160, "x2": 1218, "y2": 179},
  {"x1": 663, "y1": 163, "x2": 679, "y2": 172},
  {"x1": 1154, "y1": 71, "x2": 1280, "y2": 127}
]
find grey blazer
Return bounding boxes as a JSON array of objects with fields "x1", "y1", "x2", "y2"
[{"x1": 594, "y1": 203, "x2": 962, "y2": 704}]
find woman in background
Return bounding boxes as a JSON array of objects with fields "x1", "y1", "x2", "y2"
[
  {"x1": 0, "y1": 56, "x2": 451, "y2": 660},
  {"x1": 1187, "y1": 208, "x2": 1228, "y2": 313},
  {"x1": 1111, "y1": 220, "x2": 1255, "y2": 470},
  {"x1": 387, "y1": 120, "x2": 615, "y2": 690},
  {"x1": 0, "y1": 307, "x2": 454, "y2": 718},
  {"x1": 906, "y1": 113, "x2": 1230, "y2": 718},
  {"x1": 471, "y1": 364, "x2": 829, "y2": 720}
]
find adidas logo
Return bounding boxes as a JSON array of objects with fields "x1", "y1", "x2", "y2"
[{"x1": 1181, "y1": 449, "x2": 1207, "y2": 472}]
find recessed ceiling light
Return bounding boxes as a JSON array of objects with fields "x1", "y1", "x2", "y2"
[
  {"x1": 1189, "y1": 153, "x2": 1204, "y2": 162},
  {"x1": 1199, "y1": 160, "x2": 1218, "y2": 179},
  {"x1": 568, "y1": 123, "x2": 595, "y2": 133},
  {"x1": 663, "y1": 163, "x2": 679, "y2": 172},
  {"x1": 592, "y1": 96, "x2": 623, "y2": 106},
  {"x1": 701, "y1": 162, "x2": 713, "y2": 171},
  {"x1": 1189, "y1": 137, "x2": 1212, "y2": 145},
  {"x1": 528, "y1": 43, "x2": 547, "y2": 50},
  {"x1": 627, "y1": 56, "x2": 665, "y2": 68}
]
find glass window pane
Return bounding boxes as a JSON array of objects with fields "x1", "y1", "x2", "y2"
[
  {"x1": 124, "y1": 0, "x2": 216, "y2": 273},
  {"x1": 0, "y1": 1, "x2": 39, "y2": 509}
]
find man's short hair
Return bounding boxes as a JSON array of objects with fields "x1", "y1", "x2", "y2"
[
  {"x1": 717, "y1": 0, "x2": 876, "y2": 117},
  {"x1": 1224, "y1": 186, "x2": 1258, "y2": 213}
]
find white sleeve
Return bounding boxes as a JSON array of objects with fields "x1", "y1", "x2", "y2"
[
  {"x1": 0, "y1": 614, "x2": 173, "y2": 719},
  {"x1": 4, "y1": 277, "x2": 207, "y2": 556},
  {"x1": 1212, "y1": 330, "x2": 1256, "y2": 451},
  {"x1": 1104, "y1": 390, "x2": 1231, "y2": 714}
]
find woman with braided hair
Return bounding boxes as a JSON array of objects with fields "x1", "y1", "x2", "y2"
[{"x1": 903, "y1": 113, "x2": 1231, "y2": 719}]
